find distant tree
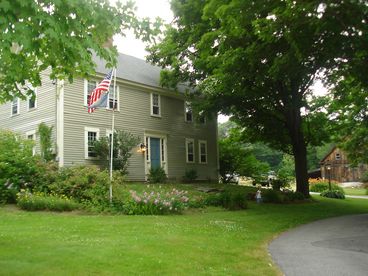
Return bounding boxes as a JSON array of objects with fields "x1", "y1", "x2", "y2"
[
  {"x1": 148, "y1": 0, "x2": 367, "y2": 196},
  {"x1": 252, "y1": 143, "x2": 283, "y2": 171},
  {"x1": 328, "y1": 78, "x2": 368, "y2": 165},
  {"x1": 219, "y1": 128, "x2": 269, "y2": 183},
  {"x1": 0, "y1": 0, "x2": 160, "y2": 102}
]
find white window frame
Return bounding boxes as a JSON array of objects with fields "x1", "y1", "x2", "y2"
[
  {"x1": 198, "y1": 140, "x2": 208, "y2": 164},
  {"x1": 185, "y1": 138, "x2": 195, "y2": 163},
  {"x1": 27, "y1": 87, "x2": 37, "y2": 111},
  {"x1": 84, "y1": 79, "x2": 97, "y2": 106},
  {"x1": 84, "y1": 127, "x2": 100, "y2": 159},
  {"x1": 10, "y1": 97, "x2": 20, "y2": 116},
  {"x1": 184, "y1": 101, "x2": 193, "y2": 122},
  {"x1": 107, "y1": 86, "x2": 119, "y2": 111},
  {"x1": 26, "y1": 130, "x2": 36, "y2": 156},
  {"x1": 151, "y1": 93, "x2": 161, "y2": 117}
]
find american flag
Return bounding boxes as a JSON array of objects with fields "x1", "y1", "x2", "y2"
[{"x1": 88, "y1": 70, "x2": 113, "y2": 113}]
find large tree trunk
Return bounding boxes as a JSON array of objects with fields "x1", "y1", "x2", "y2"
[{"x1": 286, "y1": 101, "x2": 310, "y2": 197}]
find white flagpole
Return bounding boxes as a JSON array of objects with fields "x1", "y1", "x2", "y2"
[{"x1": 109, "y1": 68, "x2": 117, "y2": 203}]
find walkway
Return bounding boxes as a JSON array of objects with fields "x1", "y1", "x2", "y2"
[
  {"x1": 269, "y1": 214, "x2": 368, "y2": 276},
  {"x1": 310, "y1": 192, "x2": 368, "y2": 200}
]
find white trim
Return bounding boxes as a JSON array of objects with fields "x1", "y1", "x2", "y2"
[
  {"x1": 107, "y1": 85, "x2": 120, "y2": 111},
  {"x1": 185, "y1": 138, "x2": 195, "y2": 163},
  {"x1": 84, "y1": 127, "x2": 100, "y2": 159},
  {"x1": 27, "y1": 87, "x2": 37, "y2": 111},
  {"x1": 144, "y1": 132, "x2": 168, "y2": 179},
  {"x1": 10, "y1": 97, "x2": 20, "y2": 117},
  {"x1": 150, "y1": 93, "x2": 161, "y2": 117},
  {"x1": 198, "y1": 140, "x2": 208, "y2": 164},
  {"x1": 56, "y1": 80, "x2": 64, "y2": 166},
  {"x1": 184, "y1": 101, "x2": 193, "y2": 122},
  {"x1": 26, "y1": 130, "x2": 37, "y2": 156}
]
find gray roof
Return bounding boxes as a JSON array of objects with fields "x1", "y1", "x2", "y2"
[
  {"x1": 93, "y1": 53, "x2": 191, "y2": 93},
  {"x1": 94, "y1": 53, "x2": 162, "y2": 88}
]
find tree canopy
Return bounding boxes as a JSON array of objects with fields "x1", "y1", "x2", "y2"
[
  {"x1": 0, "y1": 0, "x2": 160, "y2": 101},
  {"x1": 148, "y1": 0, "x2": 367, "y2": 196}
]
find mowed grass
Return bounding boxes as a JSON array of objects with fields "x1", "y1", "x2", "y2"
[
  {"x1": 1, "y1": 196, "x2": 367, "y2": 275},
  {"x1": 343, "y1": 187, "x2": 367, "y2": 196}
]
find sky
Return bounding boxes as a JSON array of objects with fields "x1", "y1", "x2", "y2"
[{"x1": 113, "y1": 0, "x2": 173, "y2": 59}]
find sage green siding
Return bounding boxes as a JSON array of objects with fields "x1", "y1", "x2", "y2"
[
  {"x1": 63, "y1": 77, "x2": 218, "y2": 181},
  {"x1": 0, "y1": 70, "x2": 57, "y2": 153}
]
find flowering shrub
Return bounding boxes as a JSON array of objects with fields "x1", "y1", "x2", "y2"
[
  {"x1": 123, "y1": 188, "x2": 190, "y2": 215},
  {"x1": 309, "y1": 178, "x2": 343, "y2": 193},
  {"x1": 16, "y1": 190, "x2": 79, "y2": 212}
]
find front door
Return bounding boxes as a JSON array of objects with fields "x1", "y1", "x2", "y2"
[{"x1": 150, "y1": 137, "x2": 161, "y2": 169}]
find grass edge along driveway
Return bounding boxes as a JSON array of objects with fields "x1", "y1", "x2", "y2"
[{"x1": 0, "y1": 196, "x2": 367, "y2": 276}]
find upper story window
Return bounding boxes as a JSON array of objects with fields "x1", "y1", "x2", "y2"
[
  {"x1": 11, "y1": 97, "x2": 20, "y2": 116},
  {"x1": 151, "y1": 93, "x2": 161, "y2": 117},
  {"x1": 107, "y1": 86, "x2": 119, "y2": 110},
  {"x1": 199, "y1": 140, "x2": 207, "y2": 164},
  {"x1": 84, "y1": 127, "x2": 99, "y2": 159},
  {"x1": 185, "y1": 102, "x2": 193, "y2": 122},
  {"x1": 186, "y1": 138, "x2": 195, "y2": 163},
  {"x1": 84, "y1": 80, "x2": 97, "y2": 106},
  {"x1": 198, "y1": 114, "x2": 206, "y2": 124},
  {"x1": 27, "y1": 87, "x2": 37, "y2": 111}
]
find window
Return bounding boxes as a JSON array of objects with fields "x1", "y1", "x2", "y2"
[
  {"x1": 186, "y1": 138, "x2": 195, "y2": 163},
  {"x1": 335, "y1": 153, "x2": 341, "y2": 160},
  {"x1": 26, "y1": 130, "x2": 36, "y2": 156},
  {"x1": 199, "y1": 140, "x2": 207, "y2": 164},
  {"x1": 107, "y1": 86, "x2": 119, "y2": 110},
  {"x1": 185, "y1": 102, "x2": 193, "y2": 122},
  {"x1": 11, "y1": 97, "x2": 19, "y2": 116},
  {"x1": 146, "y1": 137, "x2": 150, "y2": 161},
  {"x1": 84, "y1": 80, "x2": 97, "y2": 106},
  {"x1": 151, "y1": 93, "x2": 161, "y2": 116},
  {"x1": 27, "y1": 86, "x2": 37, "y2": 111},
  {"x1": 84, "y1": 127, "x2": 99, "y2": 159}
]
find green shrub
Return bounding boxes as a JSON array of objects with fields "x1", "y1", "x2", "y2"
[
  {"x1": 220, "y1": 190, "x2": 248, "y2": 210},
  {"x1": 147, "y1": 167, "x2": 167, "y2": 183},
  {"x1": 122, "y1": 188, "x2": 189, "y2": 215},
  {"x1": 271, "y1": 179, "x2": 288, "y2": 191},
  {"x1": 0, "y1": 130, "x2": 40, "y2": 203},
  {"x1": 16, "y1": 190, "x2": 79, "y2": 211},
  {"x1": 310, "y1": 182, "x2": 344, "y2": 193},
  {"x1": 182, "y1": 169, "x2": 198, "y2": 183},
  {"x1": 48, "y1": 166, "x2": 110, "y2": 207},
  {"x1": 262, "y1": 189, "x2": 284, "y2": 203},
  {"x1": 204, "y1": 193, "x2": 223, "y2": 206},
  {"x1": 283, "y1": 191, "x2": 306, "y2": 201},
  {"x1": 320, "y1": 190, "x2": 345, "y2": 199}
]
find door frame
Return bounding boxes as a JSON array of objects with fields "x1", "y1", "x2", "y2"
[{"x1": 144, "y1": 131, "x2": 168, "y2": 180}]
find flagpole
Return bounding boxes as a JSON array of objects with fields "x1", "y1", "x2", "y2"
[{"x1": 109, "y1": 68, "x2": 117, "y2": 203}]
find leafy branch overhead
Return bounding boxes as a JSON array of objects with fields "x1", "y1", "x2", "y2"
[
  {"x1": 0, "y1": 0, "x2": 162, "y2": 101},
  {"x1": 148, "y1": 0, "x2": 367, "y2": 196}
]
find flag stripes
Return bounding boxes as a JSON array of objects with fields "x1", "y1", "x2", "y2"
[{"x1": 88, "y1": 70, "x2": 113, "y2": 113}]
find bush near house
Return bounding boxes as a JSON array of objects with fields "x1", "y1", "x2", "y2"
[
  {"x1": 320, "y1": 190, "x2": 345, "y2": 199},
  {"x1": 309, "y1": 178, "x2": 344, "y2": 193}
]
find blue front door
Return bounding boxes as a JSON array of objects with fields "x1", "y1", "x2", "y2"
[{"x1": 150, "y1": 138, "x2": 161, "y2": 169}]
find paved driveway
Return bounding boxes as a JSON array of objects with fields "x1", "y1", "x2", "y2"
[{"x1": 269, "y1": 214, "x2": 368, "y2": 276}]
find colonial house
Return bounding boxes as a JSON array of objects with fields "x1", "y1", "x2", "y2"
[
  {"x1": 0, "y1": 53, "x2": 219, "y2": 182},
  {"x1": 320, "y1": 146, "x2": 367, "y2": 183}
]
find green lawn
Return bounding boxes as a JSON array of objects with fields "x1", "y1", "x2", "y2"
[
  {"x1": 1, "y1": 196, "x2": 367, "y2": 275},
  {"x1": 343, "y1": 187, "x2": 367, "y2": 196}
]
